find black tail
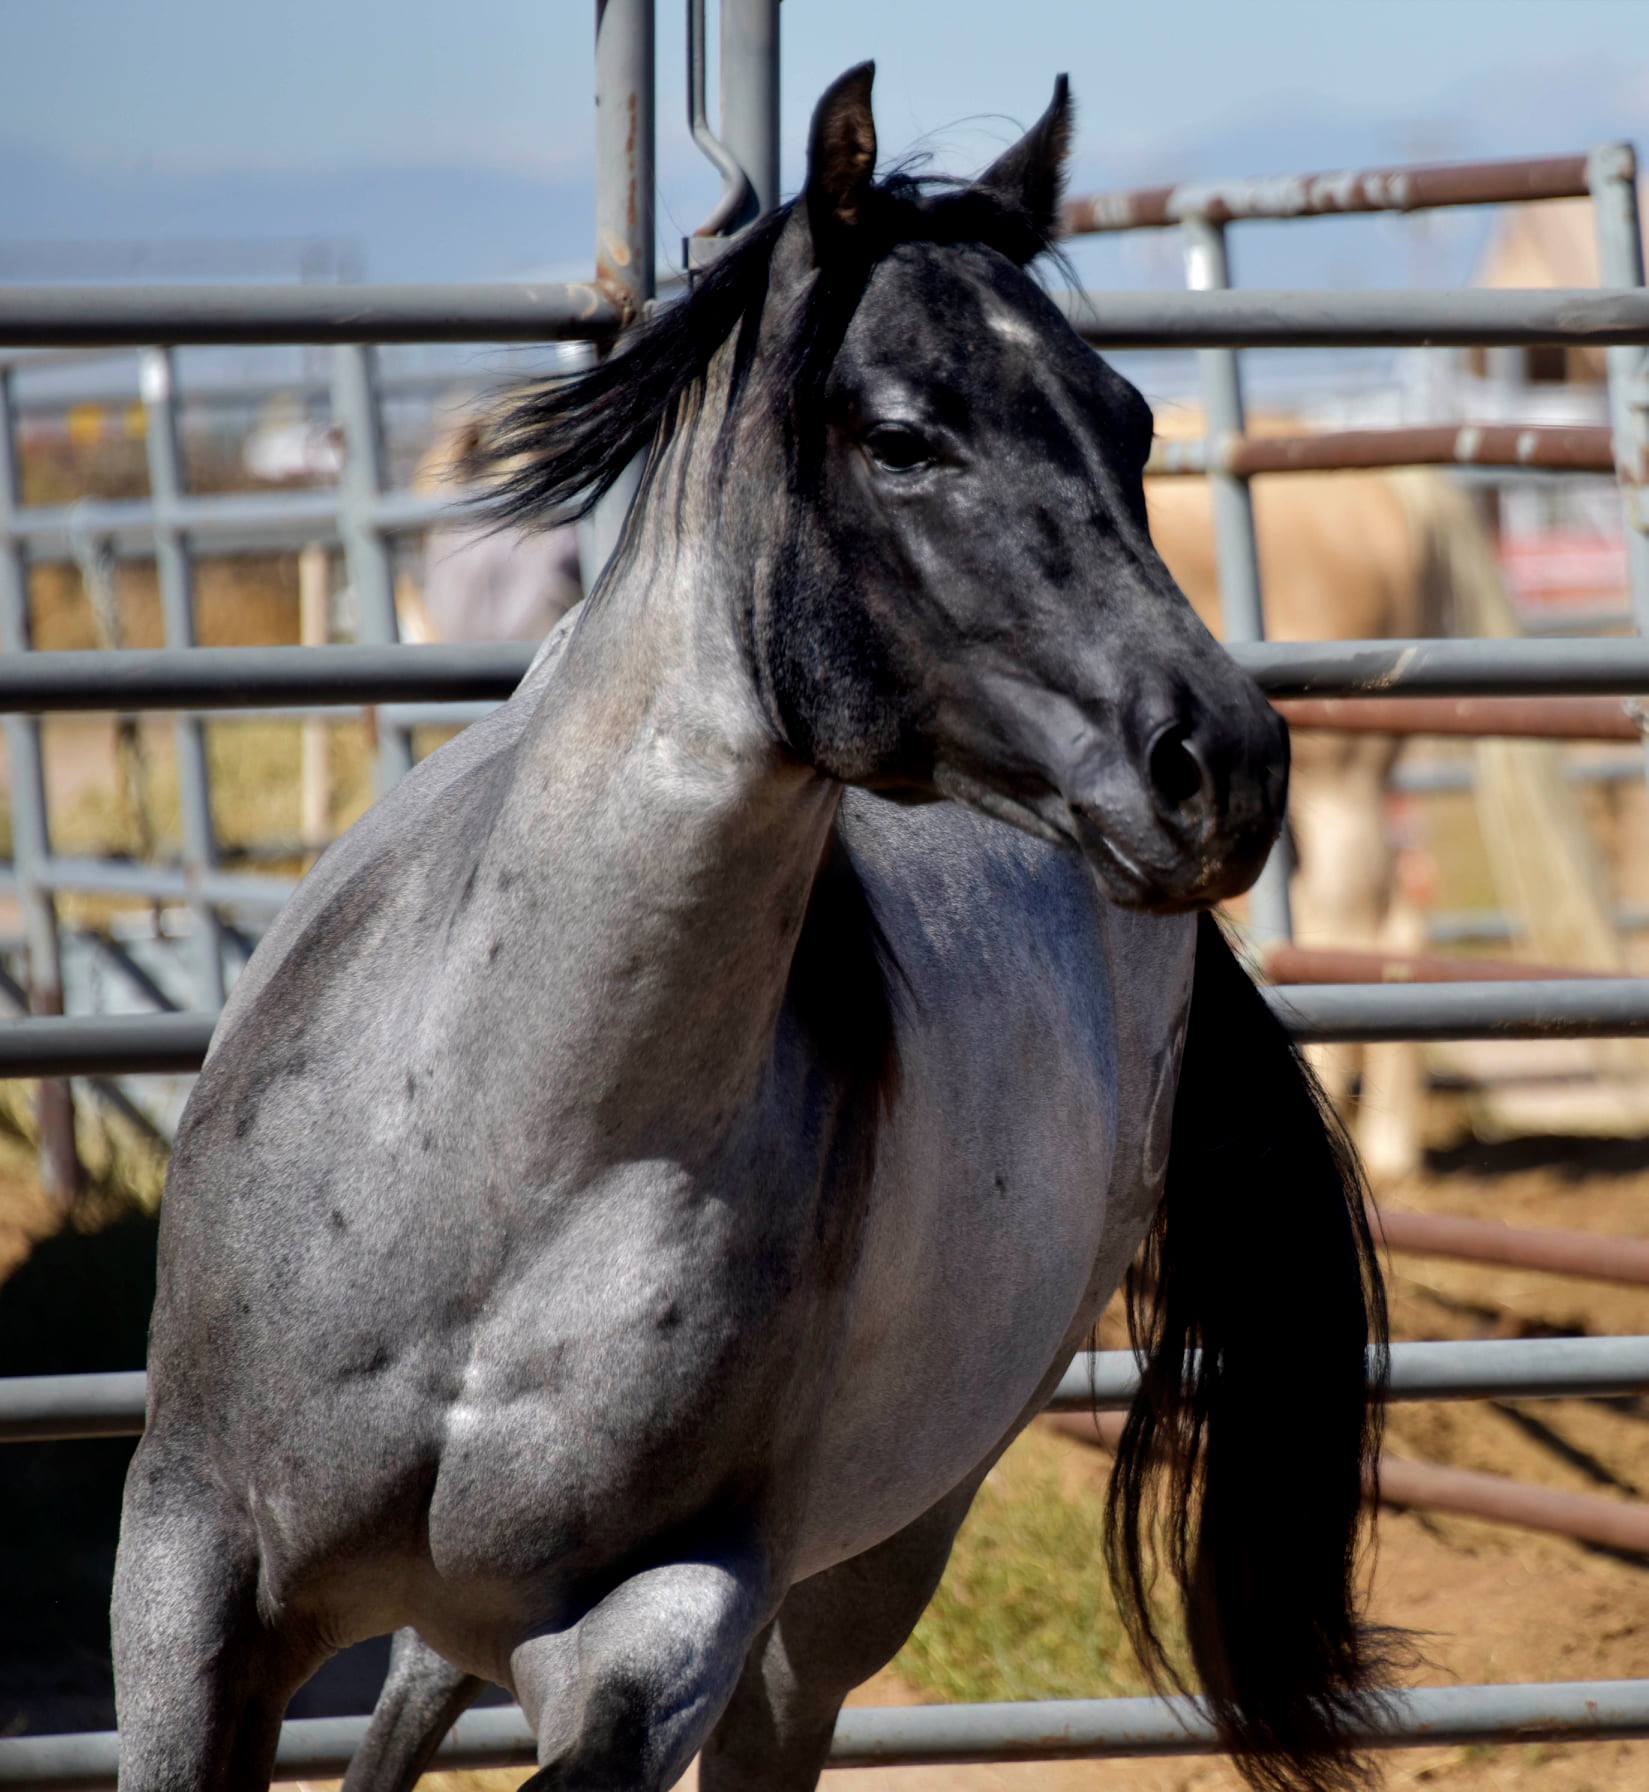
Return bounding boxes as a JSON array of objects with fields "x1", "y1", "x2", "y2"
[{"x1": 1105, "y1": 913, "x2": 1399, "y2": 1792}]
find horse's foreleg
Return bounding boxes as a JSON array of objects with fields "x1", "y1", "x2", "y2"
[
  {"x1": 112, "y1": 1433, "x2": 317, "y2": 1790},
  {"x1": 340, "y1": 1627, "x2": 482, "y2": 1792},
  {"x1": 1289, "y1": 760, "x2": 1398, "y2": 1146},
  {"x1": 1354, "y1": 889, "x2": 1428, "y2": 1182},
  {"x1": 697, "y1": 1482, "x2": 978, "y2": 1792},
  {"x1": 511, "y1": 1552, "x2": 772, "y2": 1792}
]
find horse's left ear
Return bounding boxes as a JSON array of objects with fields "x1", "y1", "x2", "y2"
[
  {"x1": 805, "y1": 62, "x2": 878, "y2": 256},
  {"x1": 974, "y1": 75, "x2": 1074, "y2": 252}
]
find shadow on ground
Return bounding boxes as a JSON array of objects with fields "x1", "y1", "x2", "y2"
[{"x1": 0, "y1": 1210, "x2": 399, "y2": 1734}]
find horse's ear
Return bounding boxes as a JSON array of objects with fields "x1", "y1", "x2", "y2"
[
  {"x1": 975, "y1": 75, "x2": 1074, "y2": 252},
  {"x1": 805, "y1": 62, "x2": 878, "y2": 255}
]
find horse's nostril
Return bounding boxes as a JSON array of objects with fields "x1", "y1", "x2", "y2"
[{"x1": 1147, "y1": 724, "x2": 1210, "y2": 817}]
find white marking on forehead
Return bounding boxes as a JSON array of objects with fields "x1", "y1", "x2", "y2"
[{"x1": 985, "y1": 306, "x2": 1039, "y2": 349}]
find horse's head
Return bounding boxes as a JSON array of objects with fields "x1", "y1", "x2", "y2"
[
  {"x1": 753, "y1": 64, "x2": 1286, "y2": 913},
  {"x1": 480, "y1": 64, "x2": 1286, "y2": 913}
]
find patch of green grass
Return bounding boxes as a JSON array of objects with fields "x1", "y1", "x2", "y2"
[{"x1": 895, "y1": 1427, "x2": 1162, "y2": 1705}]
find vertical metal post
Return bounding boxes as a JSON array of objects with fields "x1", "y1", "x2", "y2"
[
  {"x1": 594, "y1": 0, "x2": 656, "y2": 313},
  {"x1": 720, "y1": 0, "x2": 781, "y2": 221},
  {"x1": 332, "y1": 341, "x2": 412, "y2": 786},
  {"x1": 298, "y1": 543, "x2": 332, "y2": 864},
  {"x1": 1181, "y1": 213, "x2": 1293, "y2": 944},
  {"x1": 1591, "y1": 142, "x2": 1649, "y2": 770},
  {"x1": 583, "y1": 0, "x2": 658, "y2": 588},
  {"x1": 141, "y1": 348, "x2": 226, "y2": 1008},
  {"x1": 0, "y1": 370, "x2": 81, "y2": 1206}
]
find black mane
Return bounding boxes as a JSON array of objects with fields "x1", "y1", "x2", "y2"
[{"x1": 470, "y1": 176, "x2": 1060, "y2": 533}]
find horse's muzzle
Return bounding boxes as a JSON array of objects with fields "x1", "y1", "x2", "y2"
[{"x1": 1067, "y1": 696, "x2": 1289, "y2": 914}]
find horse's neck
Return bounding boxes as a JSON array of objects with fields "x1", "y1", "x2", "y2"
[{"x1": 477, "y1": 506, "x2": 839, "y2": 1160}]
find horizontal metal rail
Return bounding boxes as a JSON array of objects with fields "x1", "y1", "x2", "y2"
[
  {"x1": 1373, "y1": 1206, "x2": 1649, "y2": 1289},
  {"x1": 1430, "y1": 904, "x2": 1649, "y2": 945},
  {"x1": 4, "y1": 286, "x2": 1649, "y2": 353},
  {"x1": 0, "y1": 282, "x2": 623, "y2": 347},
  {"x1": 1235, "y1": 638, "x2": 1649, "y2": 697},
  {"x1": 8, "y1": 638, "x2": 1649, "y2": 717},
  {"x1": 0, "y1": 1371, "x2": 147, "y2": 1441},
  {"x1": 0, "y1": 1012, "x2": 217, "y2": 1076},
  {"x1": 1399, "y1": 756, "x2": 1646, "y2": 796},
  {"x1": 1053, "y1": 1406, "x2": 1649, "y2": 1555},
  {"x1": 1265, "y1": 943, "x2": 1606, "y2": 986},
  {"x1": 31, "y1": 857, "x2": 297, "y2": 913},
  {"x1": 4, "y1": 486, "x2": 517, "y2": 565},
  {"x1": 1063, "y1": 148, "x2": 1602, "y2": 234},
  {"x1": 9, "y1": 1338, "x2": 1646, "y2": 1444},
  {"x1": 1373, "y1": 1454, "x2": 1649, "y2": 1556},
  {"x1": 7, "y1": 979, "x2": 1649, "y2": 1078},
  {"x1": 1, "y1": 1678, "x2": 1646, "y2": 1786},
  {"x1": 1051, "y1": 1335, "x2": 1649, "y2": 1412},
  {"x1": 1147, "y1": 424, "x2": 1620, "y2": 479},
  {"x1": 9, "y1": 363, "x2": 503, "y2": 416},
  {"x1": 0, "y1": 643, "x2": 532, "y2": 713},
  {"x1": 1278, "y1": 696, "x2": 1643, "y2": 740},
  {"x1": 1062, "y1": 288, "x2": 1649, "y2": 349},
  {"x1": 1274, "y1": 979, "x2": 1649, "y2": 1041},
  {"x1": 829, "y1": 1678, "x2": 1649, "y2": 1763}
]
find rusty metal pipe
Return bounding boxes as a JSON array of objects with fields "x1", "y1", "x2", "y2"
[
  {"x1": 1377, "y1": 1454, "x2": 1649, "y2": 1554},
  {"x1": 1046, "y1": 1411, "x2": 1649, "y2": 1553},
  {"x1": 1276, "y1": 696, "x2": 1643, "y2": 740},
  {"x1": 1147, "y1": 424, "x2": 1620, "y2": 479},
  {"x1": 1063, "y1": 151, "x2": 1596, "y2": 235},
  {"x1": 1371, "y1": 1206, "x2": 1649, "y2": 1289},
  {"x1": 1264, "y1": 943, "x2": 1610, "y2": 985}
]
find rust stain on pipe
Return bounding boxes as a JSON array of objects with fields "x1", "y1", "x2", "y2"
[{"x1": 626, "y1": 92, "x2": 639, "y2": 246}]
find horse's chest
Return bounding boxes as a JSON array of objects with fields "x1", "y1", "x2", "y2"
[{"x1": 789, "y1": 1070, "x2": 1125, "y2": 1574}]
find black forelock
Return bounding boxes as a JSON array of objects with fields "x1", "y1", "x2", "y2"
[{"x1": 468, "y1": 173, "x2": 1064, "y2": 537}]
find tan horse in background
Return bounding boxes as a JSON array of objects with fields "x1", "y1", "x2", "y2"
[
  {"x1": 1152, "y1": 437, "x2": 1644, "y2": 1177},
  {"x1": 1148, "y1": 460, "x2": 1438, "y2": 1178}
]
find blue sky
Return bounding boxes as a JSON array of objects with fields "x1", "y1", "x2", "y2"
[{"x1": 3, "y1": 0, "x2": 1646, "y2": 288}]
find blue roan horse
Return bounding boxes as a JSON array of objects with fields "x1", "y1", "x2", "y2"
[{"x1": 113, "y1": 67, "x2": 1392, "y2": 1792}]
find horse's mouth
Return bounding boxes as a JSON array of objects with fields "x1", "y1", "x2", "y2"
[
  {"x1": 1072, "y1": 809, "x2": 1271, "y2": 916},
  {"x1": 1080, "y1": 829, "x2": 1164, "y2": 908}
]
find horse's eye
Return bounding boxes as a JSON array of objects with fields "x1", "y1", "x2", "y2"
[{"x1": 864, "y1": 424, "x2": 934, "y2": 474}]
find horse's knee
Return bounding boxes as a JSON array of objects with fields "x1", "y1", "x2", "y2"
[
  {"x1": 701, "y1": 1485, "x2": 976, "y2": 1792},
  {"x1": 513, "y1": 1556, "x2": 770, "y2": 1792}
]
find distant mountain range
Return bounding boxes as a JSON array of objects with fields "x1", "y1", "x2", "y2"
[
  {"x1": 1, "y1": 61, "x2": 1640, "y2": 295},
  {"x1": 0, "y1": 137, "x2": 595, "y2": 284}
]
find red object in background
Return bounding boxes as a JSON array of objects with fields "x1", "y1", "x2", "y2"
[{"x1": 1499, "y1": 530, "x2": 1629, "y2": 608}]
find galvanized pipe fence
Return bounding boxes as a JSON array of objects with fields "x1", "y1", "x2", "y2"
[{"x1": 3, "y1": 17, "x2": 1649, "y2": 1775}]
